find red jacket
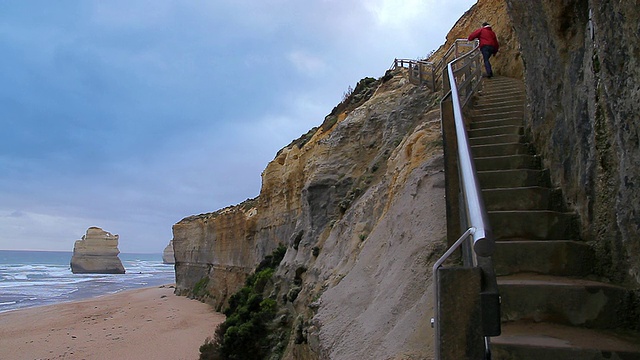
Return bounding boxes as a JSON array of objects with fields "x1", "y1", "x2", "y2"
[{"x1": 468, "y1": 26, "x2": 499, "y2": 52}]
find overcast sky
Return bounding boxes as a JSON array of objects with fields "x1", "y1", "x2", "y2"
[{"x1": 0, "y1": 0, "x2": 476, "y2": 253}]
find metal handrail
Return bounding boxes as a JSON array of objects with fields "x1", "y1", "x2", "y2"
[
  {"x1": 446, "y1": 49, "x2": 493, "y2": 257},
  {"x1": 392, "y1": 38, "x2": 491, "y2": 256},
  {"x1": 432, "y1": 227, "x2": 476, "y2": 273},
  {"x1": 434, "y1": 42, "x2": 500, "y2": 360},
  {"x1": 433, "y1": 39, "x2": 478, "y2": 87}
]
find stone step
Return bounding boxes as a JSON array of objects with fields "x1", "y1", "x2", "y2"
[
  {"x1": 482, "y1": 187, "x2": 562, "y2": 211},
  {"x1": 470, "y1": 117, "x2": 523, "y2": 130},
  {"x1": 470, "y1": 134, "x2": 525, "y2": 146},
  {"x1": 482, "y1": 83, "x2": 524, "y2": 93},
  {"x1": 468, "y1": 125, "x2": 523, "y2": 138},
  {"x1": 470, "y1": 76, "x2": 640, "y2": 358},
  {"x1": 475, "y1": 97, "x2": 526, "y2": 109},
  {"x1": 492, "y1": 322, "x2": 640, "y2": 360},
  {"x1": 483, "y1": 77, "x2": 523, "y2": 86},
  {"x1": 476, "y1": 85, "x2": 524, "y2": 95},
  {"x1": 483, "y1": 75, "x2": 518, "y2": 83},
  {"x1": 480, "y1": 80, "x2": 523, "y2": 87},
  {"x1": 498, "y1": 274, "x2": 630, "y2": 329},
  {"x1": 488, "y1": 210, "x2": 578, "y2": 240},
  {"x1": 478, "y1": 169, "x2": 551, "y2": 189},
  {"x1": 472, "y1": 104, "x2": 524, "y2": 115},
  {"x1": 472, "y1": 111, "x2": 524, "y2": 122},
  {"x1": 479, "y1": 92, "x2": 524, "y2": 100},
  {"x1": 493, "y1": 240, "x2": 594, "y2": 276},
  {"x1": 473, "y1": 99, "x2": 524, "y2": 110},
  {"x1": 483, "y1": 76, "x2": 516, "y2": 83},
  {"x1": 474, "y1": 154, "x2": 541, "y2": 172},
  {"x1": 481, "y1": 76, "x2": 523, "y2": 85},
  {"x1": 472, "y1": 143, "x2": 533, "y2": 158},
  {"x1": 474, "y1": 99, "x2": 523, "y2": 108},
  {"x1": 475, "y1": 91, "x2": 525, "y2": 101}
]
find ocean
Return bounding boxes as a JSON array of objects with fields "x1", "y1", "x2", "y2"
[{"x1": 0, "y1": 250, "x2": 175, "y2": 313}]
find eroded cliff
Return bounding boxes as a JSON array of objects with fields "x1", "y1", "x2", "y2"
[
  {"x1": 505, "y1": 0, "x2": 640, "y2": 287},
  {"x1": 174, "y1": 72, "x2": 447, "y2": 358}
]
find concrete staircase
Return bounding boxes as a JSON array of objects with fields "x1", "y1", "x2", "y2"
[{"x1": 467, "y1": 76, "x2": 640, "y2": 359}]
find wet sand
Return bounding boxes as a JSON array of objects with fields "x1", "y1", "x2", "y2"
[{"x1": 0, "y1": 285, "x2": 225, "y2": 360}]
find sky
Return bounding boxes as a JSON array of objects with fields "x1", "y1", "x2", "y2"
[{"x1": 0, "y1": 0, "x2": 476, "y2": 254}]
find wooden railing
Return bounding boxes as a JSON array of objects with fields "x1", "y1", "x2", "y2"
[
  {"x1": 391, "y1": 39, "x2": 478, "y2": 92},
  {"x1": 392, "y1": 58, "x2": 436, "y2": 90},
  {"x1": 434, "y1": 39, "x2": 478, "y2": 86}
]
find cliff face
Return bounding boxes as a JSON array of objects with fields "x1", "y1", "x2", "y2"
[
  {"x1": 505, "y1": 0, "x2": 640, "y2": 286},
  {"x1": 174, "y1": 73, "x2": 447, "y2": 358},
  {"x1": 173, "y1": 200, "x2": 261, "y2": 305}
]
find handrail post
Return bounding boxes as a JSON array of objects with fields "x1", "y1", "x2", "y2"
[
  {"x1": 433, "y1": 64, "x2": 436, "y2": 91},
  {"x1": 433, "y1": 228, "x2": 485, "y2": 360}
]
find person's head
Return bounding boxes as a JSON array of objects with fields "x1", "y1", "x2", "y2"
[{"x1": 482, "y1": 22, "x2": 490, "y2": 27}]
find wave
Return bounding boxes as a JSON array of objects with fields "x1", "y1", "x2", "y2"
[{"x1": 0, "y1": 252, "x2": 174, "y2": 313}]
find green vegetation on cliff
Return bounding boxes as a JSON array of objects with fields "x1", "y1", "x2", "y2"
[{"x1": 199, "y1": 245, "x2": 287, "y2": 360}]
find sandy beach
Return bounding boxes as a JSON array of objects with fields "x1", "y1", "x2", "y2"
[{"x1": 0, "y1": 285, "x2": 225, "y2": 360}]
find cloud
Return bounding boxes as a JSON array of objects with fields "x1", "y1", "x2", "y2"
[
  {"x1": 0, "y1": 210, "x2": 89, "y2": 251},
  {"x1": 7, "y1": 211, "x2": 25, "y2": 218},
  {"x1": 287, "y1": 50, "x2": 328, "y2": 76},
  {"x1": 0, "y1": 0, "x2": 477, "y2": 253},
  {"x1": 365, "y1": 0, "x2": 429, "y2": 28}
]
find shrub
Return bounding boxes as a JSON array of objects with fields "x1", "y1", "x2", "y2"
[
  {"x1": 321, "y1": 115, "x2": 338, "y2": 131},
  {"x1": 251, "y1": 268, "x2": 274, "y2": 293},
  {"x1": 192, "y1": 276, "x2": 210, "y2": 299},
  {"x1": 287, "y1": 286, "x2": 301, "y2": 302},
  {"x1": 200, "y1": 245, "x2": 286, "y2": 360}
]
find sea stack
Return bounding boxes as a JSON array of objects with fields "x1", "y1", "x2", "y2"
[
  {"x1": 70, "y1": 227, "x2": 125, "y2": 274},
  {"x1": 162, "y1": 240, "x2": 175, "y2": 264}
]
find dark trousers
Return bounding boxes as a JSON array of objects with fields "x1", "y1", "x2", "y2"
[{"x1": 480, "y1": 45, "x2": 495, "y2": 77}]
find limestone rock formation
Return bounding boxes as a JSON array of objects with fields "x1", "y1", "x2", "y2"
[
  {"x1": 70, "y1": 227, "x2": 125, "y2": 274},
  {"x1": 174, "y1": 74, "x2": 445, "y2": 358},
  {"x1": 162, "y1": 240, "x2": 175, "y2": 264},
  {"x1": 504, "y1": 0, "x2": 640, "y2": 286}
]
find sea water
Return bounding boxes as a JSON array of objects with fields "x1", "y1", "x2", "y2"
[{"x1": 0, "y1": 250, "x2": 175, "y2": 313}]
